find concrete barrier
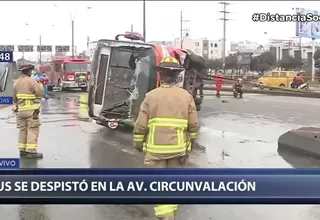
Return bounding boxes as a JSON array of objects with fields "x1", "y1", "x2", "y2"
[
  {"x1": 203, "y1": 86, "x2": 320, "y2": 98},
  {"x1": 278, "y1": 127, "x2": 320, "y2": 159}
]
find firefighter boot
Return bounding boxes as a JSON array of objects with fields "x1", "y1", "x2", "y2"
[
  {"x1": 158, "y1": 217, "x2": 174, "y2": 220},
  {"x1": 20, "y1": 151, "x2": 27, "y2": 157},
  {"x1": 25, "y1": 152, "x2": 43, "y2": 159},
  {"x1": 233, "y1": 91, "x2": 238, "y2": 98},
  {"x1": 239, "y1": 92, "x2": 243, "y2": 99}
]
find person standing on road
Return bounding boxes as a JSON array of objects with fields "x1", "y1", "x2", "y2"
[
  {"x1": 13, "y1": 64, "x2": 44, "y2": 159},
  {"x1": 215, "y1": 70, "x2": 223, "y2": 97},
  {"x1": 133, "y1": 57, "x2": 200, "y2": 220},
  {"x1": 32, "y1": 65, "x2": 49, "y2": 99}
]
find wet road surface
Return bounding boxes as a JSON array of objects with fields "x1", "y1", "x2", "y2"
[{"x1": 1, "y1": 90, "x2": 320, "y2": 220}]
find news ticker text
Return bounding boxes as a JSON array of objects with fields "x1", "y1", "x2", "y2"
[{"x1": 0, "y1": 169, "x2": 318, "y2": 204}]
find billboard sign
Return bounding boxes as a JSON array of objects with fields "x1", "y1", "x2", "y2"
[
  {"x1": 296, "y1": 8, "x2": 320, "y2": 39},
  {"x1": 37, "y1": 45, "x2": 52, "y2": 52},
  {"x1": 0, "y1": 45, "x2": 14, "y2": 52},
  {"x1": 18, "y1": 45, "x2": 34, "y2": 52},
  {"x1": 55, "y1": 45, "x2": 70, "y2": 52},
  {"x1": 237, "y1": 52, "x2": 252, "y2": 65}
]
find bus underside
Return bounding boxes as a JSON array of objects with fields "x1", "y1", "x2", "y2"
[{"x1": 88, "y1": 40, "x2": 207, "y2": 129}]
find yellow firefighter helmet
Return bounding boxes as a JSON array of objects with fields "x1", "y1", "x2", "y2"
[{"x1": 157, "y1": 56, "x2": 185, "y2": 71}]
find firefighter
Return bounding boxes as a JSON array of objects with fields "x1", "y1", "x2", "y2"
[
  {"x1": 215, "y1": 70, "x2": 223, "y2": 97},
  {"x1": 13, "y1": 64, "x2": 44, "y2": 159},
  {"x1": 233, "y1": 78, "x2": 243, "y2": 98},
  {"x1": 133, "y1": 57, "x2": 200, "y2": 220}
]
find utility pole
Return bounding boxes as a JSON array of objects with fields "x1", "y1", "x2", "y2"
[
  {"x1": 71, "y1": 19, "x2": 75, "y2": 57},
  {"x1": 143, "y1": 0, "x2": 146, "y2": 42},
  {"x1": 39, "y1": 35, "x2": 42, "y2": 64},
  {"x1": 219, "y1": 2, "x2": 230, "y2": 73},
  {"x1": 87, "y1": 36, "x2": 90, "y2": 57},
  {"x1": 180, "y1": 11, "x2": 190, "y2": 49}
]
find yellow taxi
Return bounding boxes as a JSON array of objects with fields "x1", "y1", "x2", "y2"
[{"x1": 258, "y1": 70, "x2": 295, "y2": 88}]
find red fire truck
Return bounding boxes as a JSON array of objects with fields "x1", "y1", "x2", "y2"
[{"x1": 46, "y1": 57, "x2": 91, "y2": 91}]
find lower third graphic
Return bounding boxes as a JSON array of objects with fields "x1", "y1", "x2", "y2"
[{"x1": 0, "y1": 97, "x2": 13, "y2": 104}]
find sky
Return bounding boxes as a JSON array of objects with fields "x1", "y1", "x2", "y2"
[{"x1": 1, "y1": 1, "x2": 319, "y2": 60}]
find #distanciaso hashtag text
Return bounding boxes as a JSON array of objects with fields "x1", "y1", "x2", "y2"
[{"x1": 252, "y1": 12, "x2": 320, "y2": 22}]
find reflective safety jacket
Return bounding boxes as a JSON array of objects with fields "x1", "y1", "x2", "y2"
[
  {"x1": 133, "y1": 84, "x2": 199, "y2": 158},
  {"x1": 13, "y1": 75, "x2": 44, "y2": 112}
]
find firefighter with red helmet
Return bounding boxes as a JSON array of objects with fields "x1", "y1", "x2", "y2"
[
  {"x1": 133, "y1": 57, "x2": 200, "y2": 220},
  {"x1": 13, "y1": 64, "x2": 44, "y2": 159}
]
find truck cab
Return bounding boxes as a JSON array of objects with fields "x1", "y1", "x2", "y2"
[{"x1": 47, "y1": 57, "x2": 91, "y2": 91}]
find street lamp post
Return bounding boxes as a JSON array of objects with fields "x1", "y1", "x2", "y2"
[
  {"x1": 53, "y1": 5, "x2": 91, "y2": 58},
  {"x1": 71, "y1": 18, "x2": 75, "y2": 57},
  {"x1": 25, "y1": 23, "x2": 55, "y2": 64},
  {"x1": 143, "y1": 0, "x2": 146, "y2": 42}
]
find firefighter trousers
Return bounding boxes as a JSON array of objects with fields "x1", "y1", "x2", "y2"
[
  {"x1": 16, "y1": 111, "x2": 41, "y2": 153},
  {"x1": 144, "y1": 154, "x2": 187, "y2": 220}
]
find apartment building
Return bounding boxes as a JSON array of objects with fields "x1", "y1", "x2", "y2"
[
  {"x1": 176, "y1": 38, "x2": 223, "y2": 60},
  {"x1": 229, "y1": 40, "x2": 268, "y2": 56},
  {"x1": 267, "y1": 38, "x2": 316, "y2": 61}
]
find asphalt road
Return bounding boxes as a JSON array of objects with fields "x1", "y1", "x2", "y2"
[{"x1": 0, "y1": 90, "x2": 320, "y2": 220}]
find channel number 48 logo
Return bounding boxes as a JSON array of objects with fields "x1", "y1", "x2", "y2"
[{"x1": 0, "y1": 52, "x2": 13, "y2": 63}]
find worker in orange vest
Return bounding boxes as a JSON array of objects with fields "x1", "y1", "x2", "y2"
[{"x1": 215, "y1": 70, "x2": 223, "y2": 97}]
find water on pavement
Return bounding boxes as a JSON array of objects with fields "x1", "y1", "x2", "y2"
[{"x1": 0, "y1": 90, "x2": 320, "y2": 220}]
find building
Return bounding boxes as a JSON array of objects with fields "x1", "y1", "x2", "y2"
[
  {"x1": 175, "y1": 38, "x2": 223, "y2": 60},
  {"x1": 268, "y1": 38, "x2": 314, "y2": 61},
  {"x1": 229, "y1": 40, "x2": 267, "y2": 56}
]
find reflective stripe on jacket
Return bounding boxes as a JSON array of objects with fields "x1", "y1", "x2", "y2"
[
  {"x1": 133, "y1": 85, "x2": 199, "y2": 156},
  {"x1": 13, "y1": 75, "x2": 44, "y2": 112},
  {"x1": 144, "y1": 117, "x2": 189, "y2": 154},
  {"x1": 154, "y1": 204, "x2": 178, "y2": 217},
  {"x1": 16, "y1": 94, "x2": 40, "y2": 111}
]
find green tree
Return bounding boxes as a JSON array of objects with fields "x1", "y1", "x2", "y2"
[
  {"x1": 258, "y1": 52, "x2": 276, "y2": 66},
  {"x1": 250, "y1": 52, "x2": 275, "y2": 73},
  {"x1": 278, "y1": 56, "x2": 302, "y2": 70},
  {"x1": 207, "y1": 59, "x2": 222, "y2": 70},
  {"x1": 250, "y1": 56, "x2": 259, "y2": 71},
  {"x1": 313, "y1": 49, "x2": 320, "y2": 60},
  {"x1": 314, "y1": 49, "x2": 320, "y2": 67},
  {"x1": 225, "y1": 55, "x2": 237, "y2": 69}
]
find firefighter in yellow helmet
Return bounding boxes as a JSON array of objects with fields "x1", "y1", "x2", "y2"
[
  {"x1": 13, "y1": 64, "x2": 44, "y2": 159},
  {"x1": 133, "y1": 56, "x2": 200, "y2": 220}
]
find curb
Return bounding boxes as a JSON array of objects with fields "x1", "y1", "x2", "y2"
[
  {"x1": 278, "y1": 127, "x2": 320, "y2": 159},
  {"x1": 203, "y1": 86, "x2": 320, "y2": 98}
]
